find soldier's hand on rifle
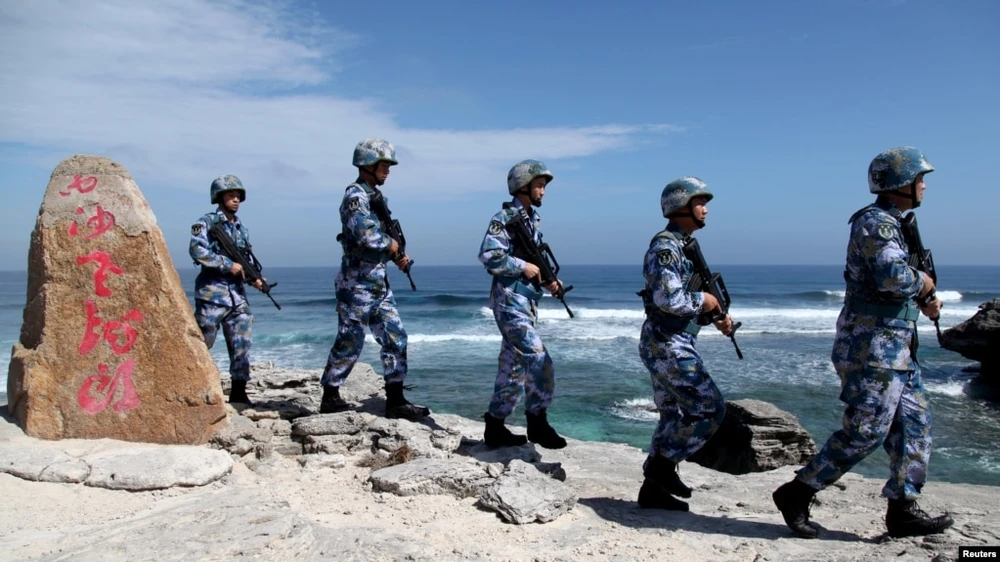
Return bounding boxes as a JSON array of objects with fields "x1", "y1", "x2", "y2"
[
  {"x1": 544, "y1": 280, "x2": 562, "y2": 295},
  {"x1": 393, "y1": 253, "x2": 411, "y2": 270},
  {"x1": 230, "y1": 262, "x2": 245, "y2": 278},
  {"x1": 918, "y1": 271, "x2": 936, "y2": 298},
  {"x1": 920, "y1": 298, "x2": 942, "y2": 321},
  {"x1": 714, "y1": 315, "x2": 734, "y2": 336},
  {"x1": 523, "y1": 262, "x2": 542, "y2": 283},
  {"x1": 701, "y1": 292, "x2": 721, "y2": 314},
  {"x1": 387, "y1": 238, "x2": 400, "y2": 258},
  {"x1": 251, "y1": 278, "x2": 265, "y2": 291}
]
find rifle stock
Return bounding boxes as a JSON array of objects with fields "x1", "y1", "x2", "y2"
[
  {"x1": 505, "y1": 207, "x2": 574, "y2": 318},
  {"x1": 369, "y1": 190, "x2": 416, "y2": 291},
  {"x1": 208, "y1": 222, "x2": 281, "y2": 310},
  {"x1": 682, "y1": 238, "x2": 743, "y2": 359}
]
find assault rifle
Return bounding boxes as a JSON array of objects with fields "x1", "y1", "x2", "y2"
[
  {"x1": 900, "y1": 212, "x2": 942, "y2": 340},
  {"x1": 208, "y1": 222, "x2": 281, "y2": 310},
  {"x1": 505, "y1": 207, "x2": 574, "y2": 318},
  {"x1": 683, "y1": 237, "x2": 743, "y2": 359},
  {"x1": 369, "y1": 189, "x2": 416, "y2": 291}
]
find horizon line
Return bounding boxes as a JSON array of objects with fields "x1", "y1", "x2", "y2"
[{"x1": 1, "y1": 263, "x2": 999, "y2": 274}]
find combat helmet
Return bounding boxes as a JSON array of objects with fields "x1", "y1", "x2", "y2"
[
  {"x1": 507, "y1": 159, "x2": 553, "y2": 195},
  {"x1": 868, "y1": 146, "x2": 933, "y2": 193},
  {"x1": 210, "y1": 175, "x2": 245, "y2": 204},
  {"x1": 353, "y1": 138, "x2": 398, "y2": 168},
  {"x1": 660, "y1": 176, "x2": 713, "y2": 218}
]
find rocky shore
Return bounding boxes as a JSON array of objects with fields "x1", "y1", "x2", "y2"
[{"x1": 1, "y1": 363, "x2": 997, "y2": 562}]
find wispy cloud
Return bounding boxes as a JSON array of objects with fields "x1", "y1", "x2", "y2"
[{"x1": 0, "y1": 0, "x2": 679, "y2": 200}]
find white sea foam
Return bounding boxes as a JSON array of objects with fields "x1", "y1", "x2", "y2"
[
  {"x1": 609, "y1": 398, "x2": 659, "y2": 422},
  {"x1": 924, "y1": 380, "x2": 967, "y2": 397}
]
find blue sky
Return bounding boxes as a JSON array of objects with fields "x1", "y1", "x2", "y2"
[{"x1": 1, "y1": 0, "x2": 997, "y2": 271}]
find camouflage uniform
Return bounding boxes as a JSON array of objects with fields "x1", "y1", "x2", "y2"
[
  {"x1": 795, "y1": 196, "x2": 932, "y2": 500},
  {"x1": 190, "y1": 185, "x2": 256, "y2": 382},
  {"x1": 479, "y1": 198, "x2": 554, "y2": 418},
  {"x1": 639, "y1": 222, "x2": 725, "y2": 463},
  {"x1": 322, "y1": 180, "x2": 407, "y2": 387}
]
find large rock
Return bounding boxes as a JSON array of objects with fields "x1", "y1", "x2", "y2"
[
  {"x1": 940, "y1": 298, "x2": 1000, "y2": 379},
  {"x1": 369, "y1": 458, "x2": 497, "y2": 498},
  {"x1": 687, "y1": 399, "x2": 816, "y2": 474},
  {"x1": 478, "y1": 459, "x2": 578, "y2": 524},
  {"x1": 6, "y1": 155, "x2": 227, "y2": 444}
]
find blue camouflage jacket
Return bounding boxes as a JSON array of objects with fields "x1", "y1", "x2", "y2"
[
  {"x1": 339, "y1": 181, "x2": 393, "y2": 265},
  {"x1": 641, "y1": 222, "x2": 706, "y2": 325},
  {"x1": 834, "y1": 197, "x2": 925, "y2": 371},
  {"x1": 190, "y1": 209, "x2": 255, "y2": 305},
  {"x1": 479, "y1": 199, "x2": 544, "y2": 300}
]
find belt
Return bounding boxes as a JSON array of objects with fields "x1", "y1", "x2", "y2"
[
  {"x1": 498, "y1": 276, "x2": 542, "y2": 301},
  {"x1": 845, "y1": 296, "x2": 919, "y2": 321},
  {"x1": 343, "y1": 249, "x2": 386, "y2": 264},
  {"x1": 646, "y1": 310, "x2": 701, "y2": 336}
]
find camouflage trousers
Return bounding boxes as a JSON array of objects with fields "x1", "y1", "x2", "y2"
[
  {"x1": 322, "y1": 268, "x2": 407, "y2": 387},
  {"x1": 195, "y1": 298, "x2": 253, "y2": 381},
  {"x1": 487, "y1": 292, "x2": 554, "y2": 419},
  {"x1": 639, "y1": 322, "x2": 726, "y2": 463},
  {"x1": 796, "y1": 364, "x2": 932, "y2": 500}
]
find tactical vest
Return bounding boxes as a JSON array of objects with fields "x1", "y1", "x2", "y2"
[
  {"x1": 843, "y1": 202, "x2": 919, "y2": 322},
  {"x1": 638, "y1": 229, "x2": 701, "y2": 336},
  {"x1": 337, "y1": 182, "x2": 387, "y2": 264}
]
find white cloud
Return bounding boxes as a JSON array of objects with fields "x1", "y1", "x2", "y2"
[{"x1": 0, "y1": 0, "x2": 679, "y2": 200}]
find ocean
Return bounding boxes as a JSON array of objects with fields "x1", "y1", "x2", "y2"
[{"x1": 2, "y1": 264, "x2": 998, "y2": 487}]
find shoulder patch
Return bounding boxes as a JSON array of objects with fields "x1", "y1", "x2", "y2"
[
  {"x1": 347, "y1": 198, "x2": 360, "y2": 212},
  {"x1": 488, "y1": 220, "x2": 504, "y2": 235},
  {"x1": 192, "y1": 223, "x2": 203, "y2": 236},
  {"x1": 877, "y1": 223, "x2": 896, "y2": 240},
  {"x1": 657, "y1": 250, "x2": 675, "y2": 266}
]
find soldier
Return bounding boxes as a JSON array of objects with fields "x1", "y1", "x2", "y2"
[
  {"x1": 773, "y1": 147, "x2": 954, "y2": 539},
  {"x1": 636, "y1": 177, "x2": 734, "y2": 512},
  {"x1": 190, "y1": 175, "x2": 265, "y2": 405},
  {"x1": 478, "y1": 159, "x2": 567, "y2": 450},
  {"x1": 318, "y1": 138, "x2": 429, "y2": 420}
]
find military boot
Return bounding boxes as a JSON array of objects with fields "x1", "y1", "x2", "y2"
[
  {"x1": 885, "y1": 498, "x2": 954, "y2": 538},
  {"x1": 525, "y1": 409, "x2": 567, "y2": 449},
  {"x1": 385, "y1": 382, "x2": 430, "y2": 420},
  {"x1": 229, "y1": 379, "x2": 252, "y2": 406},
  {"x1": 644, "y1": 454, "x2": 692, "y2": 499},
  {"x1": 319, "y1": 385, "x2": 350, "y2": 414},
  {"x1": 637, "y1": 478, "x2": 689, "y2": 511},
  {"x1": 772, "y1": 479, "x2": 819, "y2": 538},
  {"x1": 484, "y1": 413, "x2": 528, "y2": 448}
]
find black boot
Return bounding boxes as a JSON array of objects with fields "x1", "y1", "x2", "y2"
[
  {"x1": 526, "y1": 409, "x2": 567, "y2": 449},
  {"x1": 229, "y1": 379, "x2": 252, "y2": 405},
  {"x1": 885, "y1": 498, "x2": 954, "y2": 538},
  {"x1": 637, "y1": 478, "x2": 689, "y2": 511},
  {"x1": 644, "y1": 455, "x2": 692, "y2": 499},
  {"x1": 772, "y1": 479, "x2": 819, "y2": 538},
  {"x1": 384, "y1": 382, "x2": 430, "y2": 420},
  {"x1": 484, "y1": 413, "x2": 528, "y2": 448},
  {"x1": 319, "y1": 385, "x2": 350, "y2": 414}
]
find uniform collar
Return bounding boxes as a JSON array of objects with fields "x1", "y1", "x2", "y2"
[
  {"x1": 215, "y1": 207, "x2": 242, "y2": 226},
  {"x1": 874, "y1": 196, "x2": 904, "y2": 218},
  {"x1": 511, "y1": 197, "x2": 539, "y2": 220}
]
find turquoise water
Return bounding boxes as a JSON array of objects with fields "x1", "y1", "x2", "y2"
[{"x1": 2, "y1": 264, "x2": 998, "y2": 486}]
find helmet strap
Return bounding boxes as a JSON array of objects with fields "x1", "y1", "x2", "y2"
[{"x1": 682, "y1": 201, "x2": 705, "y2": 228}]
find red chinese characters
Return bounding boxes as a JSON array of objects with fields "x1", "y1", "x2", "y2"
[
  {"x1": 59, "y1": 174, "x2": 98, "y2": 197},
  {"x1": 78, "y1": 300, "x2": 144, "y2": 356},
  {"x1": 60, "y1": 172, "x2": 144, "y2": 415},
  {"x1": 76, "y1": 250, "x2": 124, "y2": 298},
  {"x1": 77, "y1": 358, "x2": 140, "y2": 414},
  {"x1": 68, "y1": 206, "x2": 116, "y2": 239}
]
